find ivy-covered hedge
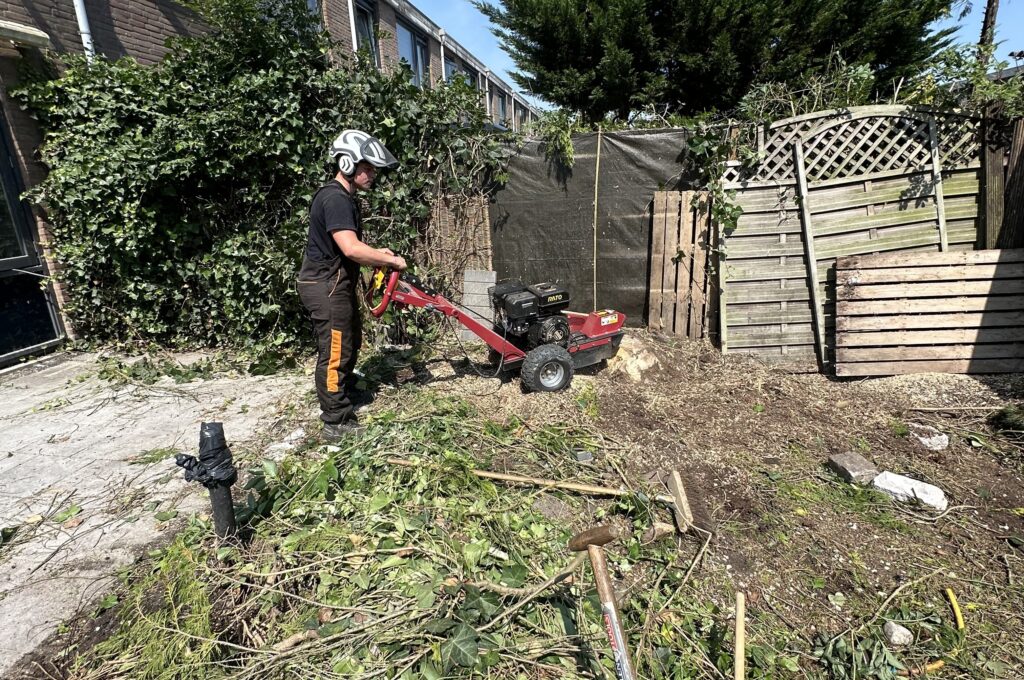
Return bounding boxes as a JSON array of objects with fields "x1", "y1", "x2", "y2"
[{"x1": 17, "y1": 0, "x2": 513, "y2": 364}]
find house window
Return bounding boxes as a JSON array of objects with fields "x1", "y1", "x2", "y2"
[
  {"x1": 397, "y1": 21, "x2": 429, "y2": 87},
  {"x1": 306, "y1": 0, "x2": 319, "y2": 14},
  {"x1": 444, "y1": 58, "x2": 459, "y2": 82},
  {"x1": 354, "y1": 1, "x2": 378, "y2": 66},
  {"x1": 463, "y1": 66, "x2": 478, "y2": 89},
  {"x1": 518, "y1": 105, "x2": 528, "y2": 130},
  {"x1": 497, "y1": 91, "x2": 508, "y2": 125}
]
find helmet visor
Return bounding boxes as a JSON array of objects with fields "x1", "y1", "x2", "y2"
[{"x1": 360, "y1": 137, "x2": 399, "y2": 170}]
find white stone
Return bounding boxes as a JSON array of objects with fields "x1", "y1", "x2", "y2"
[
  {"x1": 883, "y1": 621, "x2": 914, "y2": 646},
  {"x1": 907, "y1": 423, "x2": 949, "y2": 451},
  {"x1": 872, "y1": 471, "x2": 948, "y2": 511},
  {"x1": 282, "y1": 427, "x2": 306, "y2": 444}
]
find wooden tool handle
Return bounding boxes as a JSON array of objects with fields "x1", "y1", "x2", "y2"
[{"x1": 588, "y1": 545, "x2": 636, "y2": 680}]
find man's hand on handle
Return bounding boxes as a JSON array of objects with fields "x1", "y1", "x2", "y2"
[{"x1": 377, "y1": 247, "x2": 407, "y2": 271}]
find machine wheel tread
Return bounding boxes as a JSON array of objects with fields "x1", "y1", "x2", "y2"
[{"x1": 521, "y1": 344, "x2": 574, "y2": 392}]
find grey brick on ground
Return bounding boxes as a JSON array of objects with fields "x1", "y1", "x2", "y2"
[{"x1": 827, "y1": 452, "x2": 879, "y2": 485}]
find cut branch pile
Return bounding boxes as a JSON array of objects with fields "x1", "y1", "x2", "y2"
[{"x1": 73, "y1": 393, "x2": 727, "y2": 679}]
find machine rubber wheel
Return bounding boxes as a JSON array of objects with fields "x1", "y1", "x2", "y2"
[{"x1": 521, "y1": 344, "x2": 574, "y2": 392}]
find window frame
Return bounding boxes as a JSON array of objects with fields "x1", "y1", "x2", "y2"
[
  {"x1": 496, "y1": 91, "x2": 508, "y2": 126},
  {"x1": 353, "y1": 0, "x2": 379, "y2": 67},
  {"x1": 397, "y1": 19, "x2": 430, "y2": 88}
]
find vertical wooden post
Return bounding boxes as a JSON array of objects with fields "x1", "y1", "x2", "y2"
[
  {"x1": 649, "y1": 192, "x2": 669, "y2": 332},
  {"x1": 592, "y1": 126, "x2": 603, "y2": 310},
  {"x1": 983, "y1": 108, "x2": 1006, "y2": 249},
  {"x1": 734, "y1": 591, "x2": 746, "y2": 680},
  {"x1": 718, "y1": 223, "x2": 728, "y2": 353},
  {"x1": 793, "y1": 143, "x2": 828, "y2": 368},
  {"x1": 676, "y1": 191, "x2": 694, "y2": 336},
  {"x1": 927, "y1": 116, "x2": 949, "y2": 252},
  {"x1": 661, "y1": 193, "x2": 681, "y2": 333},
  {"x1": 689, "y1": 194, "x2": 711, "y2": 339},
  {"x1": 1001, "y1": 119, "x2": 1024, "y2": 248}
]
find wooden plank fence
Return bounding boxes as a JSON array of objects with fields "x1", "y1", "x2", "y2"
[
  {"x1": 649, "y1": 191, "x2": 716, "y2": 339},
  {"x1": 834, "y1": 249, "x2": 1024, "y2": 376},
  {"x1": 718, "y1": 106, "x2": 983, "y2": 369}
]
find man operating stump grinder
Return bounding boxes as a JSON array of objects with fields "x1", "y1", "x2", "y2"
[{"x1": 298, "y1": 130, "x2": 408, "y2": 441}]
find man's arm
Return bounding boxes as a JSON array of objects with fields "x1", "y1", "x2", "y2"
[{"x1": 333, "y1": 230, "x2": 408, "y2": 270}]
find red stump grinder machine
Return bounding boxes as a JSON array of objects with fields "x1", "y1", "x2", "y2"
[{"x1": 366, "y1": 268, "x2": 626, "y2": 391}]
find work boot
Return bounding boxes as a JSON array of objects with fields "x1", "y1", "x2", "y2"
[{"x1": 322, "y1": 419, "x2": 365, "y2": 442}]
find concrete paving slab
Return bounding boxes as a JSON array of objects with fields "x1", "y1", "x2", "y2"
[{"x1": 0, "y1": 352, "x2": 310, "y2": 675}]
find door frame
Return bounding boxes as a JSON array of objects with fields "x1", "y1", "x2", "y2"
[{"x1": 0, "y1": 103, "x2": 65, "y2": 366}]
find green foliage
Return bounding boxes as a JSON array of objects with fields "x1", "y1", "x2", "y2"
[
  {"x1": 530, "y1": 109, "x2": 586, "y2": 168},
  {"x1": 74, "y1": 390, "x2": 788, "y2": 678},
  {"x1": 890, "y1": 419, "x2": 911, "y2": 438},
  {"x1": 16, "y1": 0, "x2": 514, "y2": 364},
  {"x1": 738, "y1": 52, "x2": 878, "y2": 122},
  {"x1": 902, "y1": 45, "x2": 1024, "y2": 117},
  {"x1": 476, "y1": 0, "x2": 956, "y2": 121}
]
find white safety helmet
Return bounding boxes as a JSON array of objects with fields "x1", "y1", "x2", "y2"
[{"x1": 330, "y1": 129, "x2": 399, "y2": 176}]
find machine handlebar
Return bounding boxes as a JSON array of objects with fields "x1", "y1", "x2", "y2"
[{"x1": 366, "y1": 267, "x2": 402, "y2": 318}]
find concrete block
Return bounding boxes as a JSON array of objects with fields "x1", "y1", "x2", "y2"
[
  {"x1": 462, "y1": 293, "x2": 492, "y2": 308},
  {"x1": 827, "y1": 452, "x2": 878, "y2": 485},
  {"x1": 872, "y1": 471, "x2": 948, "y2": 511},
  {"x1": 463, "y1": 269, "x2": 497, "y2": 284},
  {"x1": 464, "y1": 281, "x2": 495, "y2": 296}
]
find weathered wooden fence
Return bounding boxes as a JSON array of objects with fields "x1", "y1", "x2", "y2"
[
  {"x1": 648, "y1": 191, "x2": 716, "y2": 339},
  {"x1": 718, "y1": 105, "x2": 983, "y2": 369},
  {"x1": 834, "y1": 249, "x2": 1024, "y2": 376}
]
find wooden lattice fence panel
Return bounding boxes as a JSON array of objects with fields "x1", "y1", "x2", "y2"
[
  {"x1": 719, "y1": 106, "x2": 983, "y2": 369},
  {"x1": 649, "y1": 191, "x2": 716, "y2": 339},
  {"x1": 835, "y1": 249, "x2": 1024, "y2": 376}
]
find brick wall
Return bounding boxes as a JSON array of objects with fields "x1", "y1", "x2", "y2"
[
  {"x1": 321, "y1": 0, "x2": 354, "y2": 52},
  {"x1": 425, "y1": 195, "x2": 492, "y2": 287},
  {"x1": 0, "y1": 1, "x2": 202, "y2": 337},
  {"x1": 427, "y1": 33, "x2": 440, "y2": 87},
  {"x1": 0, "y1": 0, "x2": 203, "y2": 65},
  {"x1": 375, "y1": 1, "x2": 399, "y2": 70}
]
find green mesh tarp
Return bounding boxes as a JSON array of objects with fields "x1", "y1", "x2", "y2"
[{"x1": 489, "y1": 128, "x2": 699, "y2": 323}]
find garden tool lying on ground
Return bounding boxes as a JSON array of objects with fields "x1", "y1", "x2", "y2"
[
  {"x1": 365, "y1": 267, "x2": 626, "y2": 391},
  {"x1": 569, "y1": 525, "x2": 637, "y2": 680}
]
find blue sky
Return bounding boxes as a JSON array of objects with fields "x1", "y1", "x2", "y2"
[
  {"x1": 932, "y1": 1, "x2": 1023, "y2": 64},
  {"x1": 415, "y1": 0, "x2": 1023, "y2": 109}
]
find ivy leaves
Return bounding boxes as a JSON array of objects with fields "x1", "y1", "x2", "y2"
[{"x1": 16, "y1": 0, "x2": 514, "y2": 364}]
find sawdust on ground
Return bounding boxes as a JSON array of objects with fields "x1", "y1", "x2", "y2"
[{"x1": 411, "y1": 330, "x2": 1024, "y2": 673}]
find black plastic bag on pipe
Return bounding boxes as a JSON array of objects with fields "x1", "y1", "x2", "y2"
[{"x1": 175, "y1": 422, "x2": 237, "y2": 488}]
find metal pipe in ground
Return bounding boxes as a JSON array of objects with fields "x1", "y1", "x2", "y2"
[{"x1": 175, "y1": 422, "x2": 238, "y2": 539}]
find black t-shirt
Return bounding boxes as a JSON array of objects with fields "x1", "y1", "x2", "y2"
[{"x1": 298, "y1": 181, "x2": 362, "y2": 284}]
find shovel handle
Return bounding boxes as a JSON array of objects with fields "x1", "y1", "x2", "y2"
[{"x1": 588, "y1": 545, "x2": 636, "y2": 680}]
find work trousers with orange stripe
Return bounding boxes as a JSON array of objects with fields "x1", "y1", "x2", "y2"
[{"x1": 299, "y1": 278, "x2": 363, "y2": 424}]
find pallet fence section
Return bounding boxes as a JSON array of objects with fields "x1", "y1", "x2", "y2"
[
  {"x1": 719, "y1": 106, "x2": 983, "y2": 369},
  {"x1": 834, "y1": 249, "x2": 1024, "y2": 376},
  {"x1": 649, "y1": 190, "x2": 716, "y2": 340}
]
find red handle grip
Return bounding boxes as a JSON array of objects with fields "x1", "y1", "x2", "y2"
[{"x1": 367, "y1": 268, "x2": 401, "y2": 318}]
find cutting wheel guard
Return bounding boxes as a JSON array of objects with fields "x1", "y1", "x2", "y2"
[{"x1": 363, "y1": 267, "x2": 626, "y2": 389}]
